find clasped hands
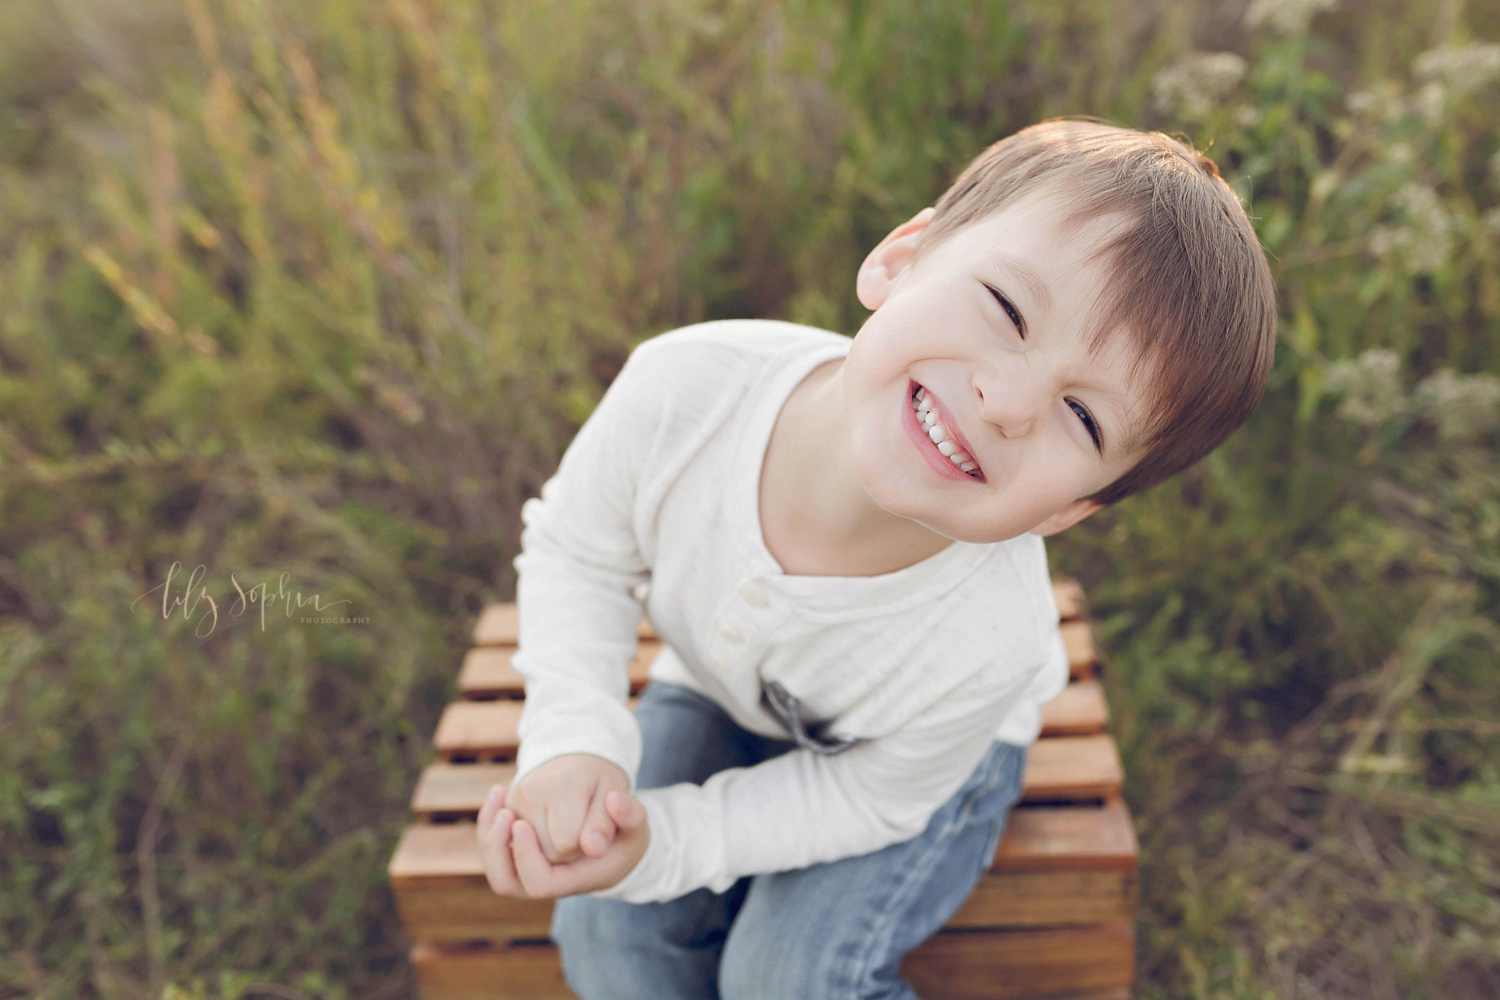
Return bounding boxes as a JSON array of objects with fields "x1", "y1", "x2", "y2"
[{"x1": 476, "y1": 753, "x2": 649, "y2": 899}]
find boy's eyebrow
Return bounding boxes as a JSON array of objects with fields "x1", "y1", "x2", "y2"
[{"x1": 985, "y1": 250, "x2": 1053, "y2": 314}]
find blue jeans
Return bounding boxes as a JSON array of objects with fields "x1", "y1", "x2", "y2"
[{"x1": 551, "y1": 681, "x2": 1028, "y2": 1000}]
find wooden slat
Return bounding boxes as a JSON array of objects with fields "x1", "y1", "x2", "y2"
[
  {"x1": 903, "y1": 924, "x2": 1135, "y2": 1000},
  {"x1": 410, "y1": 927, "x2": 1134, "y2": 1000},
  {"x1": 949, "y1": 868, "x2": 1137, "y2": 929},
  {"x1": 994, "y1": 801, "x2": 1139, "y2": 872},
  {"x1": 1052, "y1": 577, "x2": 1085, "y2": 622},
  {"x1": 391, "y1": 824, "x2": 553, "y2": 942},
  {"x1": 458, "y1": 643, "x2": 659, "y2": 700},
  {"x1": 411, "y1": 762, "x2": 516, "y2": 815},
  {"x1": 412, "y1": 943, "x2": 569, "y2": 1000},
  {"x1": 393, "y1": 863, "x2": 1135, "y2": 943},
  {"x1": 455, "y1": 648, "x2": 523, "y2": 698},
  {"x1": 473, "y1": 605, "x2": 657, "y2": 647},
  {"x1": 1021, "y1": 735, "x2": 1123, "y2": 802},
  {"x1": 1062, "y1": 619, "x2": 1097, "y2": 679},
  {"x1": 470, "y1": 604, "x2": 519, "y2": 648},
  {"x1": 432, "y1": 701, "x2": 525, "y2": 760},
  {"x1": 1038, "y1": 679, "x2": 1107, "y2": 736}
]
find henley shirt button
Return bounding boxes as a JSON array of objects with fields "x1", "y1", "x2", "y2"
[
  {"x1": 720, "y1": 624, "x2": 744, "y2": 645},
  {"x1": 740, "y1": 582, "x2": 769, "y2": 607}
]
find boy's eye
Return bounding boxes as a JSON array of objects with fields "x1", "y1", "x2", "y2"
[
  {"x1": 983, "y1": 283, "x2": 1025, "y2": 339},
  {"x1": 1068, "y1": 399, "x2": 1102, "y2": 452}
]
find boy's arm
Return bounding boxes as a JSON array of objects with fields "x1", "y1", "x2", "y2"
[
  {"x1": 506, "y1": 340, "x2": 676, "y2": 832},
  {"x1": 593, "y1": 669, "x2": 1036, "y2": 904}
]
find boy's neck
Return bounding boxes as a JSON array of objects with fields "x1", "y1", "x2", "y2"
[{"x1": 758, "y1": 358, "x2": 955, "y2": 577}]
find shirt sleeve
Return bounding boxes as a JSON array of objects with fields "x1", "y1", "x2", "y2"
[
  {"x1": 509, "y1": 340, "x2": 672, "y2": 786},
  {"x1": 592, "y1": 668, "x2": 1035, "y2": 903}
]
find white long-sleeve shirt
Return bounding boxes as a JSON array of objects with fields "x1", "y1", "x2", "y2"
[{"x1": 511, "y1": 319, "x2": 1070, "y2": 903}]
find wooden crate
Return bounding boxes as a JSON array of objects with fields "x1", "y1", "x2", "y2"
[{"x1": 391, "y1": 579, "x2": 1138, "y2": 999}]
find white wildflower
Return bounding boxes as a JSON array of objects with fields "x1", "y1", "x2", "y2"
[
  {"x1": 1324, "y1": 350, "x2": 1405, "y2": 427},
  {"x1": 1367, "y1": 183, "x2": 1453, "y2": 276},
  {"x1": 1415, "y1": 43, "x2": 1500, "y2": 97},
  {"x1": 1349, "y1": 80, "x2": 1449, "y2": 129},
  {"x1": 1152, "y1": 52, "x2": 1249, "y2": 119},
  {"x1": 1415, "y1": 369, "x2": 1500, "y2": 441},
  {"x1": 1346, "y1": 87, "x2": 1377, "y2": 116},
  {"x1": 1396, "y1": 183, "x2": 1452, "y2": 272},
  {"x1": 1412, "y1": 80, "x2": 1446, "y2": 125},
  {"x1": 1345, "y1": 82, "x2": 1412, "y2": 126},
  {"x1": 1246, "y1": 0, "x2": 1338, "y2": 35},
  {"x1": 1366, "y1": 226, "x2": 1400, "y2": 258}
]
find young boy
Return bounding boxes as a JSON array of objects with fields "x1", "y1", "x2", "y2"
[{"x1": 476, "y1": 119, "x2": 1276, "y2": 999}]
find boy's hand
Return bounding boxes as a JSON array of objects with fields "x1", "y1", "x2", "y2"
[
  {"x1": 477, "y1": 783, "x2": 650, "y2": 899},
  {"x1": 501, "y1": 753, "x2": 630, "y2": 863}
]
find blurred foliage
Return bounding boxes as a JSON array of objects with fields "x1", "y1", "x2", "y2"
[{"x1": 0, "y1": 0, "x2": 1496, "y2": 998}]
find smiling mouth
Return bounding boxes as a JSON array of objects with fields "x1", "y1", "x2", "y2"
[{"x1": 910, "y1": 383, "x2": 984, "y2": 480}]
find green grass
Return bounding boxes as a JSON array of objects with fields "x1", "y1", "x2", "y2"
[{"x1": 1, "y1": 0, "x2": 1497, "y2": 997}]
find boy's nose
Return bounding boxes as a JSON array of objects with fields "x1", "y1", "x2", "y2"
[
  {"x1": 973, "y1": 368, "x2": 1047, "y2": 439},
  {"x1": 972, "y1": 361, "x2": 1056, "y2": 434}
]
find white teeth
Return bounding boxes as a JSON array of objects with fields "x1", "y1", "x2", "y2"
[{"x1": 911, "y1": 384, "x2": 982, "y2": 478}]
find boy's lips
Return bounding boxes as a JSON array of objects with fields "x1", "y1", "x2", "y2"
[{"x1": 905, "y1": 380, "x2": 986, "y2": 481}]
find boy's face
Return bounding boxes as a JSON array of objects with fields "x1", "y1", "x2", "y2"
[{"x1": 841, "y1": 188, "x2": 1152, "y2": 544}]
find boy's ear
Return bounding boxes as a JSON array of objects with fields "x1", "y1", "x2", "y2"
[
  {"x1": 856, "y1": 207, "x2": 935, "y2": 310},
  {"x1": 1030, "y1": 499, "x2": 1102, "y2": 538}
]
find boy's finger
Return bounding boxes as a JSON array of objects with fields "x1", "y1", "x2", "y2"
[
  {"x1": 541, "y1": 806, "x2": 583, "y2": 862},
  {"x1": 510, "y1": 819, "x2": 562, "y2": 898},
  {"x1": 606, "y1": 790, "x2": 645, "y2": 830},
  {"x1": 579, "y1": 790, "x2": 619, "y2": 858},
  {"x1": 477, "y1": 808, "x2": 522, "y2": 896},
  {"x1": 477, "y1": 784, "x2": 507, "y2": 833}
]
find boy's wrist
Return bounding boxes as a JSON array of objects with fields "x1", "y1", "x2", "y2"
[{"x1": 513, "y1": 726, "x2": 640, "y2": 793}]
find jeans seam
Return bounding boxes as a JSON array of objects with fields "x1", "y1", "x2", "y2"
[
  {"x1": 960, "y1": 744, "x2": 1008, "y2": 820},
  {"x1": 840, "y1": 743, "x2": 1021, "y2": 999},
  {"x1": 837, "y1": 751, "x2": 1001, "y2": 998},
  {"x1": 841, "y1": 831, "x2": 948, "y2": 1000}
]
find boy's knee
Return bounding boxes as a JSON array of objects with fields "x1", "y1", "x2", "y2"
[
  {"x1": 718, "y1": 914, "x2": 911, "y2": 1000},
  {"x1": 553, "y1": 896, "x2": 658, "y2": 999},
  {"x1": 718, "y1": 931, "x2": 819, "y2": 1000},
  {"x1": 550, "y1": 895, "x2": 617, "y2": 972},
  {"x1": 553, "y1": 890, "x2": 737, "y2": 1000}
]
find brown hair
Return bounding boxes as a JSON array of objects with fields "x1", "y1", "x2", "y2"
[{"x1": 915, "y1": 118, "x2": 1277, "y2": 504}]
